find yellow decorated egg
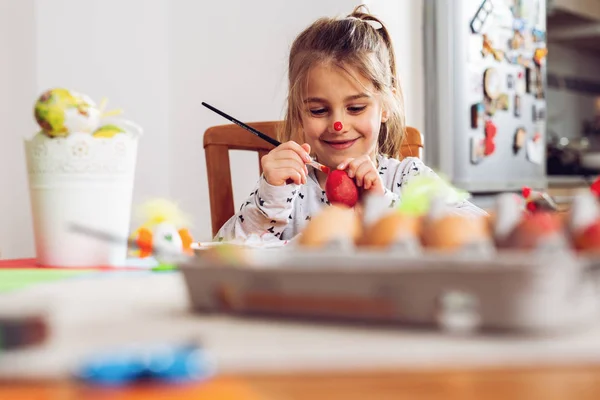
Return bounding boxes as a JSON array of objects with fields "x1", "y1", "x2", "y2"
[
  {"x1": 93, "y1": 124, "x2": 126, "y2": 138},
  {"x1": 34, "y1": 88, "x2": 100, "y2": 137}
]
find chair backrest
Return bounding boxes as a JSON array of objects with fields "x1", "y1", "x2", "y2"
[{"x1": 203, "y1": 121, "x2": 424, "y2": 237}]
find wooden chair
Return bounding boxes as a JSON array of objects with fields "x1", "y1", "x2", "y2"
[{"x1": 203, "y1": 121, "x2": 424, "y2": 237}]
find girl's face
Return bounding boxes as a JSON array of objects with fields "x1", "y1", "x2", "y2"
[{"x1": 300, "y1": 62, "x2": 388, "y2": 168}]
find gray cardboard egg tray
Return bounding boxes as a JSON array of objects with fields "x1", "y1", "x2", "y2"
[{"x1": 179, "y1": 246, "x2": 600, "y2": 335}]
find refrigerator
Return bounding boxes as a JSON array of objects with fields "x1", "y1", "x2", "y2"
[{"x1": 423, "y1": 0, "x2": 548, "y2": 193}]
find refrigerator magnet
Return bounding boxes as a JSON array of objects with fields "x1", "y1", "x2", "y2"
[
  {"x1": 514, "y1": 95, "x2": 521, "y2": 117},
  {"x1": 484, "y1": 97, "x2": 497, "y2": 116},
  {"x1": 470, "y1": 0, "x2": 494, "y2": 34},
  {"x1": 532, "y1": 104, "x2": 545, "y2": 121},
  {"x1": 507, "y1": 74, "x2": 514, "y2": 89},
  {"x1": 471, "y1": 103, "x2": 485, "y2": 128},
  {"x1": 535, "y1": 105, "x2": 545, "y2": 120},
  {"x1": 482, "y1": 34, "x2": 504, "y2": 61},
  {"x1": 533, "y1": 48, "x2": 548, "y2": 66},
  {"x1": 510, "y1": 31, "x2": 524, "y2": 50},
  {"x1": 485, "y1": 120, "x2": 497, "y2": 139},
  {"x1": 516, "y1": 71, "x2": 526, "y2": 94},
  {"x1": 513, "y1": 127, "x2": 526, "y2": 154},
  {"x1": 484, "y1": 68, "x2": 501, "y2": 99},
  {"x1": 497, "y1": 93, "x2": 510, "y2": 111},
  {"x1": 532, "y1": 28, "x2": 546, "y2": 43},
  {"x1": 526, "y1": 134, "x2": 543, "y2": 165},
  {"x1": 525, "y1": 67, "x2": 535, "y2": 93},
  {"x1": 484, "y1": 135, "x2": 496, "y2": 156},
  {"x1": 470, "y1": 137, "x2": 485, "y2": 164}
]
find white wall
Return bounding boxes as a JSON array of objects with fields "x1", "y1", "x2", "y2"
[
  {"x1": 0, "y1": 0, "x2": 36, "y2": 259},
  {"x1": 35, "y1": 0, "x2": 171, "y2": 205},
  {"x1": 0, "y1": 0, "x2": 423, "y2": 257},
  {"x1": 367, "y1": 0, "x2": 425, "y2": 134}
]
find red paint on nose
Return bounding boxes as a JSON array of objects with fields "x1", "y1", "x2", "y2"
[{"x1": 333, "y1": 121, "x2": 343, "y2": 131}]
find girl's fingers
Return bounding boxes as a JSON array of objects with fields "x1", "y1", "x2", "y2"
[
  {"x1": 280, "y1": 141, "x2": 312, "y2": 163},
  {"x1": 337, "y1": 158, "x2": 355, "y2": 171},
  {"x1": 363, "y1": 170, "x2": 379, "y2": 190},
  {"x1": 353, "y1": 161, "x2": 374, "y2": 187},
  {"x1": 278, "y1": 168, "x2": 303, "y2": 185},
  {"x1": 346, "y1": 156, "x2": 371, "y2": 178}
]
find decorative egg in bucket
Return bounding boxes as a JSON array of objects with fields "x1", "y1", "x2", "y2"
[
  {"x1": 33, "y1": 88, "x2": 104, "y2": 137},
  {"x1": 25, "y1": 88, "x2": 142, "y2": 267}
]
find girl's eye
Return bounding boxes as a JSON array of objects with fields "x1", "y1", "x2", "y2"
[
  {"x1": 309, "y1": 108, "x2": 327, "y2": 116},
  {"x1": 348, "y1": 105, "x2": 367, "y2": 113}
]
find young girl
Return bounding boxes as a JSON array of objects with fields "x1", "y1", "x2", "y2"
[{"x1": 216, "y1": 5, "x2": 486, "y2": 242}]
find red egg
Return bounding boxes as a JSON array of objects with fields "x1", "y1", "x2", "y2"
[{"x1": 325, "y1": 170, "x2": 359, "y2": 208}]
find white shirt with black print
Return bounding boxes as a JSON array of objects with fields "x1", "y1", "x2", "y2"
[{"x1": 215, "y1": 154, "x2": 487, "y2": 242}]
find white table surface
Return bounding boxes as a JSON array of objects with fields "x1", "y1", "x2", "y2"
[{"x1": 2, "y1": 270, "x2": 600, "y2": 380}]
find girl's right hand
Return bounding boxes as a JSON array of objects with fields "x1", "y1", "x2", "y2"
[{"x1": 261, "y1": 141, "x2": 311, "y2": 186}]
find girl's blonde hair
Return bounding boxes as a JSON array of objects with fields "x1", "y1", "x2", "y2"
[{"x1": 281, "y1": 4, "x2": 406, "y2": 159}]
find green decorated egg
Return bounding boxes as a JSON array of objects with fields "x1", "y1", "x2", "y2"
[{"x1": 34, "y1": 88, "x2": 100, "y2": 137}]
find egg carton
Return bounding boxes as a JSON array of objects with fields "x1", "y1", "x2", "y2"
[{"x1": 179, "y1": 248, "x2": 600, "y2": 334}]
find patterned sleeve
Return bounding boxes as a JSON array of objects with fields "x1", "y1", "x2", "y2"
[
  {"x1": 394, "y1": 158, "x2": 488, "y2": 217},
  {"x1": 214, "y1": 175, "x2": 301, "y2": 241}
]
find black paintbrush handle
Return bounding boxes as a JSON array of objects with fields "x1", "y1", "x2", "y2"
[{"x1": 201, "y1": 102, "x2": 281, "y2": 147}]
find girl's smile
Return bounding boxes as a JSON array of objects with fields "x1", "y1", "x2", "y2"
[{"x1": 321, "y1": 137, "x2": 360, "y2": 150}]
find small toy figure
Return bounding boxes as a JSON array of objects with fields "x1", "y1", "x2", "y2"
[{"x1": 130, "y1": 199, "x2": 194, "y2": 260}]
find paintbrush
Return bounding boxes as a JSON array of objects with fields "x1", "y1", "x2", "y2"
[{"x1": 201, "y1": 102, "x2": 331, "y2": 174}]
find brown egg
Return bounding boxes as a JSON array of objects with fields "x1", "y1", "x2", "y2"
[
  {"x1": 421, "y1": 215, "x2": 490, "y2": 251},
  {"x1": 297, "y1": 205, "x2": 362, "y2": 248},
  {"x1": 358, "y1": 212, "x2": 421, "y2": 248}
]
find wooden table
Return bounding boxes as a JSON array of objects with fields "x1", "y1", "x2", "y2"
[{"x1": 3, "y1": 365, "x2": 600, "y2": 399}]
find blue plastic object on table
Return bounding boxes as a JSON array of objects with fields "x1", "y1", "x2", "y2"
[{"x1": 75, "y1": 343, "x2": 214, "y2": 385}]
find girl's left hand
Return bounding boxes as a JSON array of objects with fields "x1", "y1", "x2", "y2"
[{"x1": 337, "y1": 155, "x2": 384, "y2": 195}]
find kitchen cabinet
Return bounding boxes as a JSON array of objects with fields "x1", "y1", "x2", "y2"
[{"x1": 548, "y1": 0, "x2": 600, "y2": 53}]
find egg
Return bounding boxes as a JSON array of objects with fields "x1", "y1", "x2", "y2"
[
  {"x1": 491, "y1": 192, "x2": 526, "y2": 248},
  {"x1": 325, "y1": 170, "x2": 359, "y2": 208},
  {"x1": 504, "y1": 212, "x2": 567, "y2": 251},
  {"x1": 421, "y1": 214, "x2": 491, "y2": 251},
  {"x1": 420, "y1": 196, "x2": 492, "y2": 252},
  {"x1": 568, "y1": 191, "x2": 600, "y2": 253},
  {"x1": 297, "y1": 205, "x2": 362, "y2": 248},
  {"x1": 358, "y1": 212, "x2": 421, "y2": 250},
  {"x1": 34, "y1": 88, "x2": 100, "y2": 137},
  {"x1": 93, "y1": 124, "x2": 126, "y2": 138}
]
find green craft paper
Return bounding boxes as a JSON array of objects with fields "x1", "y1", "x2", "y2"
[{"x1": 0, "y1": 269, "x2": 91, "y2": 293}]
